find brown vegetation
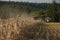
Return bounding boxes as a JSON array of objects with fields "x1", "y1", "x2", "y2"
[
  {"x1": 0, "y1": 17, "x2": 60, "y2": 40},
  {"x1": 0, "y1": 17, "x2": 41, "y2": 40}
]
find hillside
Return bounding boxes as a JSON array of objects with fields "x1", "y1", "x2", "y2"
[
  {"x1": 0, "y1": 1, "x2": 60, "y2": 40},
  {"x1": 0, "y1": 17, "x2": 60, "y2": 40}
]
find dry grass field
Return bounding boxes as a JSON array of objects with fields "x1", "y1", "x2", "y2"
[{"x1": 0, "y1": 17, "x2": 60, "y2": 40}]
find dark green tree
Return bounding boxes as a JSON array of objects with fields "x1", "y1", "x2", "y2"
[{"x1": 46, "y1": 0, "x2": 58, "y2": 22}]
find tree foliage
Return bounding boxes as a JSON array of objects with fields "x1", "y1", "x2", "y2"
[{"x1": 46, "y1": 1, "x2": 58, "y2": 22}]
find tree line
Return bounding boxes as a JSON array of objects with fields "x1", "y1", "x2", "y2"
[{"x1": 0, "y1": 1, "x2": 60, "y2": 22}]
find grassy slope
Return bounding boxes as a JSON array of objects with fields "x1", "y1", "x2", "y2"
[
  {"x1": 0, "y1": 17, "x2": 60, "y2": 40},
  {"x1": 21, "y1": 22, "x2": 60, "y2": 40},
  {"x1": 44, "y1": 23, "x2": 60, "y2": 40}
]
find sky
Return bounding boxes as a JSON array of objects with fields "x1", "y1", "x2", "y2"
[{"x1": 0, "y1": 0, "x2": 60, "y2": 3}]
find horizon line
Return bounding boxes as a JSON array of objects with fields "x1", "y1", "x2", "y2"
[{"x1": 0, "y1": 1, "x2": 60, "y2": 3}]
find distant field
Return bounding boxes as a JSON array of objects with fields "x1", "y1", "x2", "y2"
[
  {"x1": 46, "y1": 23, "x2": 60, "y2": 30},
  {"x1": 43, "y1": 23, "x2": 60, "y2": 40}
]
